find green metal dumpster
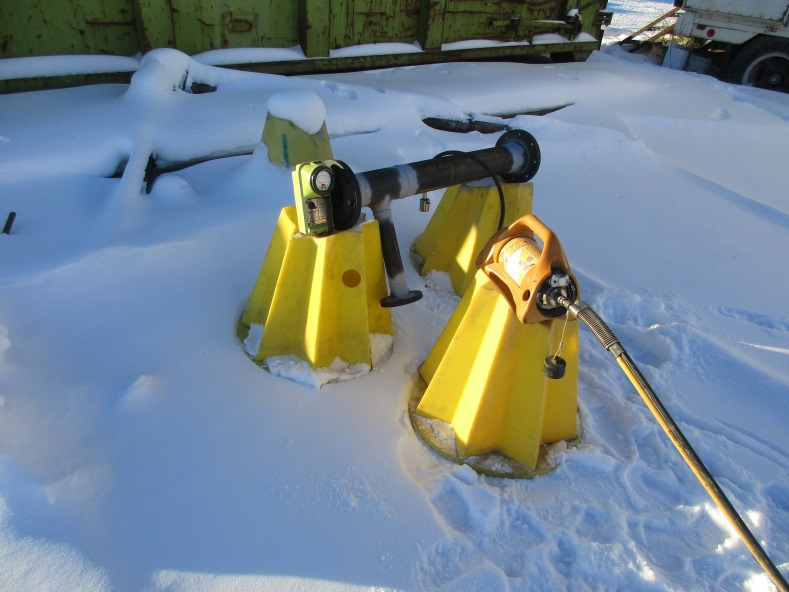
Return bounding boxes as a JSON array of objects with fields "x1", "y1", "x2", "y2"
[{"x1": 0, "y1": 0, "x2": 611, "y2": 91}]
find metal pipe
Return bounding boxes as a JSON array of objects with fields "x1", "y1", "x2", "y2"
[
  {"x1": 3, "y1": 212, "x2": 16, "y2": 234},
  {"x1": 374, "y1": 205, "x2": 422, "y2": 306},
  {"x1": 356, "y1": 130, "x2": 540, "y2": 209}
]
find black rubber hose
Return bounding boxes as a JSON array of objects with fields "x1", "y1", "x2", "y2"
[
  {"x1": 3, "y1": 212, "x2": 16, "y2": 234},
  {"x1": 434, "y1": 150, "x2": 507, "y2": 230}
]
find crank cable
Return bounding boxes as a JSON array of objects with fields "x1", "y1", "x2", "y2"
[
  {"x1": 557, "y1": 296, "x2": 789, "y2": 592},
  {"x1": 434, "y1": 151, "x2": 507, "y2": 230}
]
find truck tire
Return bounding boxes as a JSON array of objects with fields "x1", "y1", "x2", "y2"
[{"x1": 724, "y1": 36, "x2": 789, "y2": 92}]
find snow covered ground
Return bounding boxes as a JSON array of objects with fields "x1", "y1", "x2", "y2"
[
  {"x1": 605, "y1": 0, "x2": 679, "y2": 41},
  {"x1": 2, "y1": 6, "x2": 789, "y2": 591}
]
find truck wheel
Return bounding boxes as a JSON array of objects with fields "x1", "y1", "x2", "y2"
[{"x1": 724, "y1": 36, "x2": 789, "y2": 92}]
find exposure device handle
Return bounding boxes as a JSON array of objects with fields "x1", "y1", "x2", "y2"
[{"x1": 477, "y1": 214, "x2": 578, "y2": 324}]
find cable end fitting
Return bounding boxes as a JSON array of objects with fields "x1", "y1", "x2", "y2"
[
  {"x1": 559, "y1": 299, "x2": 624, "y2": 357},
  {"x1": 556, "y1": 295, "x2": 586, "y2": 319}
]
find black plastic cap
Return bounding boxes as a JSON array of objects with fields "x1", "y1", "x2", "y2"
[{"x1": 543, "y1": 355, "x2": 567, "y2": 380}]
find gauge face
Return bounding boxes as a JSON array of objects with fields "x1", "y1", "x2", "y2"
[{"x1": 311, "y1": 167, "x2": 334, "y2": 194}]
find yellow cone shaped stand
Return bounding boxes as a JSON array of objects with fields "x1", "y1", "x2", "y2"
[
  {"x1": 412, "y1": 269, "x2": 578, "y2": 474},
  {"x1": 238, "y1": 206, "x2": 393, "y2": 370},
  {"x1": 412, "y1": 182, "x2": 533, "y2": 297},
  {"x1": 261, "y1": 113, "x2": 333, "y2": 167}
]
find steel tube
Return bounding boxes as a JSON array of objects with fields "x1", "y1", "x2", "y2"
[
  {"x1": 356, "y1": 131, "x2": 538, "y2": 208},
  {"x1": 3, "y1": 212, "x2": 16, "y2": 234},
  {"x1": 374, "y1": 206, "x2": 422, "y2": 307}
]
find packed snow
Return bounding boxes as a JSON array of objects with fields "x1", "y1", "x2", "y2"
[
  {"x1": 1, "y1": 5, "x2": 789, "y2": 591},
  {"x1": 266, "y1": 90, "x2": 328, "y2": 135}
]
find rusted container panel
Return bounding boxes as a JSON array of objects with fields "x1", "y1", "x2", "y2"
[
  {"x1": 338, "y1": 0, "x2": 422, "y2": 47},
  {"x1": 170, "y1": 0, "x2": 220, "y2": 54},
  {"x1": 437, "y1": 0, "x2": 605, "y2": 45},
  {"x1": 440, "y1": 0, "x2": 556, "y2": 44},
  {"x1": 1, "y1": 0, "x2": 605, "y2": 58},
  {"x1": 166, "y1": 0, "x2": 299, "y2": 54},
  {"x1": 300, "y1": 0, "x2": 422, "y2": 58},
  {"x1": 300, "y1": 0, "x2": 331, "y2": 57},
  {"x1": 1, "y1": 0, "x2": 610, "y2": 92},
  {"x1": 1, "y1": 0, "x2": 140, "y2": 57}
]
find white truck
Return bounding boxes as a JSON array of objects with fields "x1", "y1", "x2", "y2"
[{"x1": 674, "y1": 0, "x2": 789, "y2": 91}]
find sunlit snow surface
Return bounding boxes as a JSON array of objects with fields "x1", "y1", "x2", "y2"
[
  {"x1": 605, "y1": 0, "x2": 678, "y2": 40},
  {"x1": 1, "y1": 6, "x2": 789, "y2": 592}
]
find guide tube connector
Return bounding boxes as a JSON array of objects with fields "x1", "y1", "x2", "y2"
[{"x1": 556, "y1": 297, "x2": 625, "y2": 357}]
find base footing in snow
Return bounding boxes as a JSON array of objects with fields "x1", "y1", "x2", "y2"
[
  {"x1": 407, "y1": 376, "x2": 580, "y2": 479},
  {"x1": 238, "y1": 206, "x2": 393, "y2": 373},
  {"x1": 413, "y1": 270, "x2": 579, "y2": 470}
]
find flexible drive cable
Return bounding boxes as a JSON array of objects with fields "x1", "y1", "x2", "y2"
[{"x1": 562, "y1": 298, "x2": 788, "y2": 592}]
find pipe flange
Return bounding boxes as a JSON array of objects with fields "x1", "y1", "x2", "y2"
[
  {"x1": 496, "y1": 129, "x2": 541, "y2": 183},
  {"x1": 330, "y1": 160, "x2": 362, "y2": 230}
]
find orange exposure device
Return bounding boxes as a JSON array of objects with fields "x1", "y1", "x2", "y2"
[{"x1": 477, "y1": 214, "x2": 578, "y2": 325}]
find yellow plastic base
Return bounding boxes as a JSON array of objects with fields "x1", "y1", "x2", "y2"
[
  {"x1": 261, "y1": 113, "x2": 333, "y2": 167},
  {"x1": 414, "y1": 270, "x2": 578, "y2": 471},
  {"x1": 238, "y1": 207, "x2": 393, "y2": 369},
  {"x1": 412, "y1": 182, "x2": 533, "y2": 297}
]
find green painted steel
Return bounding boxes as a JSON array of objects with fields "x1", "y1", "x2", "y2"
[
  {"x1": 229, "y1": 39, "x2": 603, "y2": 75},
  {"x1": 1, "y1": 0, "x2": 141, "y2": 57},
  {"x1": 1, "y1": 0, "x2": 610, "y2": 91},
  {"x1": 134, "y1": 0, "x2": 176, "y2": 51}
]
